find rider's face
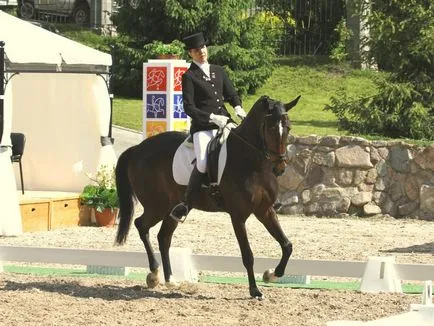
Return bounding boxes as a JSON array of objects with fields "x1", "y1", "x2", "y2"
[{"x1": 188, "y1": 45, "x2": 208, "y2": 64}]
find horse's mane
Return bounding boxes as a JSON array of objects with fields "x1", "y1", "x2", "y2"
[{"x1": 235, "y1": 96, "x2": 267, "y2": 130}]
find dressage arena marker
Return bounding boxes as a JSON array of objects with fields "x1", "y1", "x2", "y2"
[
  {"x1": 0, "y1": 246, "x2": 433, "y2": 289},
  {"x1": 359, "y1": 256, "x2": 402, "y2": 293},
  {"x1": 86, "y1": 265, "x2": 130, "y2": 276}
]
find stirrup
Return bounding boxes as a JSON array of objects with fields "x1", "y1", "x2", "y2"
[
  {"x1": 169, "y1": 202, "x2": 189, "y2": 223},
  {"x1": 273, "y1": 202, "x2": 283, "y2": 213}
]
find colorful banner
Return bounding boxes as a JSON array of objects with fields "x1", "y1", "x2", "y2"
[
  {"x1": 174, "y1": 67, "x2": 188, "y2": 91},
  {"x1": 146, "y1": 121, "x2": 167, "y2": 138},
  {"x1": 173, "y1": 120, "x2": 189, "y2": 133},
  {"x1": 143, "y1": 60, "x2": 189, "y2": 139},
  {"x1": 146, "y1": 94, "x2": 166, "y2": 119},
  {"x1": 173, "y1": 94, "x2": 186, "y2": 119},
  {"x1": 146, "y1": 66, "x2": 167, "y2": 91}
]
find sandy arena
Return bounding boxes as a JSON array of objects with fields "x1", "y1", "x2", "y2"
[{"x1": 1, "y1": 211, "x2": 433, "y2": 325}]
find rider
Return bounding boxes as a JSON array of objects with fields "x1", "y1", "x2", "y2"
[{"x1": 169, "y1": 32, "x2": 247, "y2": 222}]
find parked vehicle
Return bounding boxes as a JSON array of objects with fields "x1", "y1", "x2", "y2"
[
  {"x1": 0, "y1": 0, "x2": 18, "y2": 7},
  {"x1": 17, "y1": 0, "x2": 90, "y2": 25}
]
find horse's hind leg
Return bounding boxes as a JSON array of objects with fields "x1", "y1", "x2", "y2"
[
  {"x1": 255, "y1": 208, "x2": 292, "y2": 281},
  {"x1": 157, "y1": 217, "x2": 179, "y2": 286},
  {"x1": 134, "y1": 212, "x2": 161, "y2": 288}
]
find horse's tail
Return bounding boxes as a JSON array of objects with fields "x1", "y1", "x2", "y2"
[{"x1": 115, "y1": 147, "x2": 135, "y2": 245}]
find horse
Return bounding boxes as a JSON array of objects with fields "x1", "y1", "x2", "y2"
[{"x1": 115, "y1": 95, "x2": 301, "y2": 299}]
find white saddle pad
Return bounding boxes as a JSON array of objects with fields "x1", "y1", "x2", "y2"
[{"x1": 172, "y1": 138, "x2": 228, "y2": 186}]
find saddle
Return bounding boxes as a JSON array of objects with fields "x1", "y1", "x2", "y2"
[{"x1": 172, "y1": 124, "x2": 236, "y2": 208}]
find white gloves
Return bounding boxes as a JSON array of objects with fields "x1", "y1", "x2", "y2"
[
  {"x1": 234, "y1": 106, "x2": 247, "y2": 118},
  {"x1": 209, "y1": 113, "x2": 229, "y2": 128}
]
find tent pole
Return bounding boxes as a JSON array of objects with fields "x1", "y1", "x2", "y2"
[
  {"x1": 108, "y1": 71, "x2": 113, "y2": 141},
  {"x1": 0, "y1": 41, "x2": 4, "y2": 145}
]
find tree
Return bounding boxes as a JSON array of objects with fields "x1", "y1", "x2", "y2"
[
  {"x1": 112, "y1": 0, "x2": 252, "y2": 45},
  {"x1": 110, "y1": 0, "x2": 279, "y2": 98}
]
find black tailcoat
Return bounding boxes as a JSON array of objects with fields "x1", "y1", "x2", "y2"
[{"x1": 182, "y1": 62, "x2": 241, "y2": 135}]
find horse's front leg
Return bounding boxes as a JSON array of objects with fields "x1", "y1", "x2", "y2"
[
  {"x1": 230, "y1": 216, "x2": 263, "y2": 300},
  {"x1": 255, "y1": 207, "x2": 292, "y2": 281}
]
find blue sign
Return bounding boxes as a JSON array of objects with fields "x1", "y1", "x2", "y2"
[
  {"x1": 146, "y1": 94, "x2": 166, "y2": 119},
  {"x1": 173, "y1": 94, "x2": 186, "y2": 119}
]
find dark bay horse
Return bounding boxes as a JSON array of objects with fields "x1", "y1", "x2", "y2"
[{"x1": 115, "y1": 95, "x2": 301, "y2": 299}]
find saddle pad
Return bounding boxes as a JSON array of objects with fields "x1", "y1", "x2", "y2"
[{"x1": 172, "y1": 139, "x2": 228, "y2": 186}]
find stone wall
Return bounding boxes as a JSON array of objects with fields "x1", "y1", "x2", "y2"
[{"x1": 278, "y1": 135, "x2": 434, "y2": 220}]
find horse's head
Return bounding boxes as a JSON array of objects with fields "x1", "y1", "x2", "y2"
[{"x1": 256, "y1": 95, "x2": 301, "y2": 176}]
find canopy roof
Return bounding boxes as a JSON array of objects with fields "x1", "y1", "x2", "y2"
[{"x1": 0, "y1": 11, "x2": 112, "y2": 73}]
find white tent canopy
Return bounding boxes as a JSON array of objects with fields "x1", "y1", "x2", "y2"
[
  {"x1": 0, "y1": 10, "x2": 111, "y2": 72},
  {"x1": 0, "y1": 11, "x2": 116, "y2": 236}
]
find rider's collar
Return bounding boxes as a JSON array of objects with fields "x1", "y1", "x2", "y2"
[{"x1": 193, "y1": 60, "x2": 210, "y2": 78}]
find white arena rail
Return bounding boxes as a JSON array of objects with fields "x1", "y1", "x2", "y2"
[
  {"x1": 2, "y1": 246, "x2": 432, "y2": 325},
  {"x1": 0, "y1": 246, "x2": 433, "y2": 284}
]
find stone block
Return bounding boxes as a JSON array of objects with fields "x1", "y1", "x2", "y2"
[
  {"x1": 336, "y1": 145, "x2": 373, "y2": 168},
  {"x1": 364, "y1": 203, "x2": 382, "y2": 215},
  {"x1": 420, "y1": 184, "x2": 434, "y2": 214},
  {"x1": 351, "y1": 192, "x2": 372, "y2": 206}
]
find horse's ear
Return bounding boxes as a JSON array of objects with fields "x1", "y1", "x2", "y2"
[{"x1": 284, "y1": 95, "x2": 301, "y2": 112}]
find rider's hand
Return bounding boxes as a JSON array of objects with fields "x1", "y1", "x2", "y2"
[
  {"x1": 234, "y1": 106, "x2": 247, "y2": 119},
  {"x1": 209, "y1": 113, "x2": 229, "y2": 128}
]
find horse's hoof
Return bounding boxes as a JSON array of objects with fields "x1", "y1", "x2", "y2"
[
  {"x1": 165, "y1": 281, "x2": 180, "y2": 289},
  {"x1": 146, "y1": 271, "x2": 160, "y2": 288},
  {"x1": 256, "y1": 294, "x2": 265, "y2": 301},
  {"x1": 250, "y1": 288, "x2": 264, "y2": 300},
  {"x1": 262, "y1": 269, "x2": 277, "y2": 283}
]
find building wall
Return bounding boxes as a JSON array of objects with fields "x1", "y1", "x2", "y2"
[{"x1": 278, "y1": 135, "x2": 434, "y2": 220}]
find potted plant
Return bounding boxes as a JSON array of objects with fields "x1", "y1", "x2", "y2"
[
  {"x1": 144, "y1": 40, "x2": 184, "y2": 59},
  {"x1": 80, "y1": 165, "x2": 119, "y2": 227}
]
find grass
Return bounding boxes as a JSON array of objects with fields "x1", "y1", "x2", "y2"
[
  {"x1": 242, "y1": 56, "x2": 381, "y2": 137},
  {"x1": 113, "y1": 56, "x2": 383, "y2": 138},
  {"x1": 113, "y1": 97, "x2": 143, "y2": 131}
]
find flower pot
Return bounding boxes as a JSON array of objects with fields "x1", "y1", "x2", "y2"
[
  {"x1": 94, "y1": 208, "x2": 118, "y2": 227},
  {"x1": 156, "y1": 54, "x2": 180, "y2": 59}
]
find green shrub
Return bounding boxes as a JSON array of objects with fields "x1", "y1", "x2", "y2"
[
  {"x1": 326, "y1": 0, "x2": 434, "y2": 141},
  {"x1": 143, "y1": 40, "x2": 185, "y2": 58},
  {"x1": 326, "y1": 79, "x2": 433, "y2": 140},
  {"x1": 329, "y1": 18, "x2": 352, "y2": 63}
]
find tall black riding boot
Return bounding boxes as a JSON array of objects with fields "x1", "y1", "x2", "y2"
[{"x1": 170, "y1": 166, "x2": 205, "y2": 222}]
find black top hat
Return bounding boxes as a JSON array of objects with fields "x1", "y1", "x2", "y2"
[{"x1": 183, "y1": 32, "x2": 207, "y2": 50}]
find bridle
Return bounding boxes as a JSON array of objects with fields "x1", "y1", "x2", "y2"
[
  {"x1": 261, "y1": 113, "x2": 290, "y2": 164},
  {"x1": 260, "y1": 108, "x2": 290, "y2": 176},
  {"x1": 227, "y1": 97, "x2": 290, "y2": 176}
]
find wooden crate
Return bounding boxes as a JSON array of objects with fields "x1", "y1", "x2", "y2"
[
  {"x1": 19, "y1": 191, "x2": 91, "y2": 232},
  {"x1": 20, "y1": 199, "x2": 51, "y2": 232},
  {"x1": 51, "y1": 198, "x2": 81, "y2": 229}
]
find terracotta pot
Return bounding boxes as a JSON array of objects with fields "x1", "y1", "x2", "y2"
[
  {"x1": 156, "y1": 54, "x2": 180, "y2": 59},
  {"x1": 94, "y1": 208, "x2": 118, "y2": 227}
]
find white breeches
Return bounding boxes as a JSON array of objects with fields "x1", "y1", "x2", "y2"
[{"x1": 193, "y1": 129, "x2": 218, "y2": 173}]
